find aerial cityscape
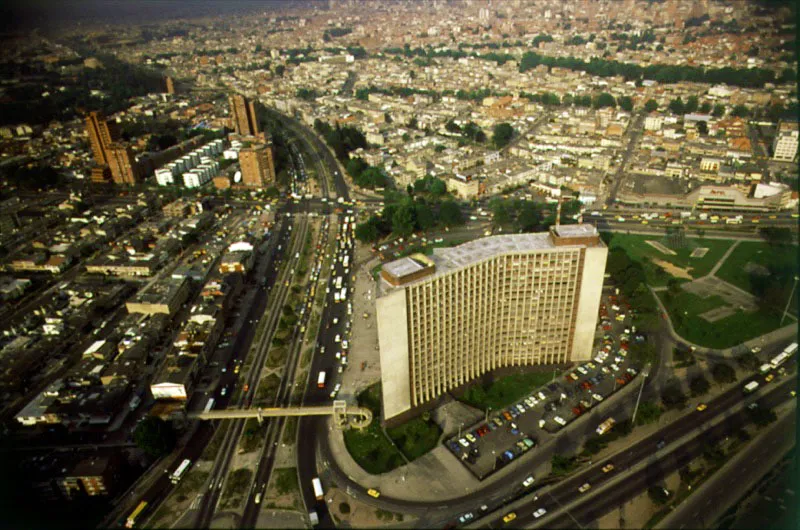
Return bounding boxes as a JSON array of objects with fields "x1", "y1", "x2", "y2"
[{"x1": 0, "y1": 0, "x2": 797, "y2": 529}]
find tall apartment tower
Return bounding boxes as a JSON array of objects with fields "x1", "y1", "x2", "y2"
[
  {"x1": 376, "y1": 225, "x2": 608, "y2": 424},
  {"x1": 85, "y1": 111, "x2": 117, "y2": 166},
  {"x1": 106, "y1": 144, "x2": 141, "y2": 185},
  {"x1": 239, "y1": 143, "x2": 275, "y2": 188},
  {"x1": 772, "y1": 120, "x2": 798, "y2": 162},
  {"x1": 229, "y1": 94, "x2": 260, "y2": 137}
]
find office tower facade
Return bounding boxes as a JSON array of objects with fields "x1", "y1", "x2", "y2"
[
  {"x1": 85, "y1": 111, "x2": 117, "y2": 166},
  {"x1": 376, "y1": 225, "x2": 607, "y2": 424},
  {"x1": 229, "y1": 94, "x2": 260, "y2": 137},
  {"x1": 772, "y1": 121, "x2": 798, "y2": 162},
  {"x1": 107, "y1": 144, "x2": 141, "y2": 185},
  {"x1": 239, "y1": 143, "x2": 275, "y2": 188}
]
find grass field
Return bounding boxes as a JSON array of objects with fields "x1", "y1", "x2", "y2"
[
  {"x1": 343, "y1": 384, "x2": 406, "y2": 475},
  {"x1": 715, "y1": 241, "x2": 799, "y2": 316},
  {"x1": 459, "y1": 371, "x2": 555, "y2": 410},
  {"x1": 386, "y1": 414, "x2": 442, "y2": 462},
  {"x1": 606, "y1": 233, "x2": 735, "y2": 286},
  {"x1": 658, "y1": 290, "x2": 785, "y2": 348}
]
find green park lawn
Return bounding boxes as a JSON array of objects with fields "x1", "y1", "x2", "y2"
[
  {"x1": 658, "y1": 290, "x2": 786, "y2": 349},
  {"x1": 606, "y1": 233, "x2": 734, "y2": 287},
  {"x1": 715, "y1": 241, "x2": 799, "y2": 315},
  {"x1": 343, "y1": 383, "x2": 441, "y2": 474},
  {"x1": 459, "y1": 371, "x2": 554, "y2": 411}
]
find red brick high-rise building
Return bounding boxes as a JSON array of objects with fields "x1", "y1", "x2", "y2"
[
  {"x1": 229, "y1": 94, "x2": 260, "y2": 137},
  {"x1": 85, "y1": 111, "x2": 117, "y2": 166},
  {"x1": 239, "y1": 143, "x2": 275, "y2": 189},
  {"x1": 107, "y1": 143, "x2": 141, "y2": 185}
]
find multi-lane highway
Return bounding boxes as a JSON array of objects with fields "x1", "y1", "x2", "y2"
[{"x1": 496, "y1": 376, "x2": 796, "y2": 529}]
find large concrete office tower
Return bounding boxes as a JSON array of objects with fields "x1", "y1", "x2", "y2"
[
  {"x1": 229, "y1": 94, "x2": 260, "y2": 137},
  {"x1": 376, "y1": 225, "x2": 607, "y2": 424}
]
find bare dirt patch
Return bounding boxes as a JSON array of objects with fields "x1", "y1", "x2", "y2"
[
  {"x1": 645, "y1": 240, "x2": 677, "y2": 256},
  {"x1": 651, "y1": 258, "x2": 693, "y2": 280},
  {"x1": 700, "y1": 306, "x2": 737, "y2": 323}
]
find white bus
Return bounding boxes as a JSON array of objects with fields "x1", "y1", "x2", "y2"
[
  {"x1": 317, "y1": 371, "x2": 327, "y2": 388},
  {"x1": 312, "y1": 477, "x2": 324, "y2": 500},
  {"x1": 744, "y1": 381, "x2": 760, "y2": 393},
  {"x1": 204, "y1": 398, "x2": 216, "y2": 413},
  {"x1": 170, "y1": 459, "x2": 191, "y2": 484}
]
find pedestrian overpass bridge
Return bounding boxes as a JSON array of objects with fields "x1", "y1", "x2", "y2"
[{"x1": 187, "y1": 400, "x2": 372, "y2": 429}]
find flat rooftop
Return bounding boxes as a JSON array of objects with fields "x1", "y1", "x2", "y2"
[
  {"x1": 382, "y1": 255, "x2": 426, "y2": 278},
  {"x1": 430, "y1": 227, "x2": 601, "y2": 278}
]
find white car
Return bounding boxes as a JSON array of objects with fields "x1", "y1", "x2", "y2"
[
  {"x1": 577, "y1": 366, "x2": 588, "y2": 375},
  {"x1": 458, "y1": 438, "x2": 469, "y2": 448},
  {"x1": 333, "y1": 318, "x2": 339, "y2": 325},
  {"x1": 458, "y1": 513, "x2": 474, "y2": 524},
  {"x1": 522, "y1": 476, "x2": 535, "y2": 487},
  {"x1": 533, "y1": 508, "x2": 547, "y2": 518},
  {"x1": 537, "y1": 391, "x2": 546, "y2": 400},
  {"x1": 334, "y1": 334, "x2": 341, "y2": 343},
  {"x1": 342, "y1": 340, "x2": 349, "y2": 349}
]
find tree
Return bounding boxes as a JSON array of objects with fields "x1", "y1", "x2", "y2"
[
  {"x1": 697, "y1": 121, "x2": 708, "y2": 135},
  {"x1": 731, "y1": 104, "x2": 750, "y2": 118},
  {"x1": 133, "y1": 417, "x2": 176, "y2": 458},
  {"x1": 635, "y1": 401, "x2": 663, "y2": 425},
  {"x1": 414, "y1": 201, "x2": 436, "y2": 231},
  {"x1": 593, "y1": 92, "x2": 616, "y2": 108},
  {"x1": 346, "y1": 157, "x2": 369, "y2": 180},
  {"x1": 392, "y1": 203, "x2": 417, "y2": 236},
  {"x1": 429, "y1": 178, "x2": 447, "y2": 196},
  {"x1": 340, "y1": 502, "x2": 351, "y2": 514},
  {"x1": 618, "y1": 96, "x2": 634, "y2": 112},
  {"x1": 275, "y1": 64, "x2": 285, "y2": 77},
  {"x1": 355, "y1": 217, "x2": 382, "y2": 242},
  {"x1": 689, "y1": 374, "x2": 710, "y2": 397},
  {"x1": 699, "y1": 102, "x2": 712, "y2": 113},
  {"x1": 746, "y1": 404, "x2": 777, "y2": 428},
  {"x1": 711, "y1": 362, "x2": 737, "y2": 384},
  {"x1": 644, "y1": 99, "x2": 658, "y2": 113},
  {"x1": 647, "y1": 486, "x2": 670, "y2": 505},
  {"x1": 668, "y1": 97, "x2": 686, "y2": 115},
  {"x1": 492, "y1": 123, "x2": 515, "y2": 149},
  {"x1": 439, "y1": 200, "x2": 464, "y2": 226},
  {"x1": 661, "y1": 381, "x2": 687, "y2": 410},
  {"x1": 685, "y1": 95, "x2": 699, "y2": 114},
  {"x1": 736, "y1": 352, "x2": 761, "y2": 372},
  {"x1": 712, "y1": 103, "x2": 726, "y2": 117}
]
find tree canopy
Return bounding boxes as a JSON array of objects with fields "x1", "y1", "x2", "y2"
[
  {"x1": 492, "y1": 123, "x2": 515, "y2": 149},
  {"x1": 133, "y1": 417, "x2": 176, "y2": 458}
]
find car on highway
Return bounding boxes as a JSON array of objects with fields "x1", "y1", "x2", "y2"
[
  {"x1": 765, "y1": 373, "x2": 775, "y2": 383},
  {"x1": 234, "y1": 365, "x2": 240, "y2": 374},
  {"x1": 367, "y1": 488, "x2": 381, "y2": 498},
  {"x1": 243, "y1": 384, "x2": 249, "y2": 393},
  {"x1": 458, "y1": 513, "x2": 474, "y2": 524},
  {"x1": 578, "y1": 482, "x2": 592, "y2": 493},
  {"x1": 696, "y1": 403, "x2": 707, "y2": 411},
  {"x1": 502, "y1": 512, "x2": 517, "y2": 524},
  {"x1": 533, "y1": 508, "x2": 547, "y2": 518},
  {"x1": 522, "y1": 476, "x2": 535, "y2": 487},
  {"x1": 602, "y1": 463, "x2": 615, "y2": 473},
  {"x1": 220, "y1": 387, "x2": 228, "y2": 396}
]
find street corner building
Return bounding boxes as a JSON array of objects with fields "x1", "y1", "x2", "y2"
[{"x1": 376, "y1": 225, "x2": 607, "y2": 424}]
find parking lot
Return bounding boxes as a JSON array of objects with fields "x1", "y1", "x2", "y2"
[{"x1": 445, "y1": 289, "x2": 645, "y2": 480}]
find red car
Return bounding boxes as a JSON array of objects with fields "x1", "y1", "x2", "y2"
[
  {"x1": 572, "y1": 407, "x2": 583, "y2": 416},
  {"x1": 616, "y1": 377, "x2": 627, "y2": 386}
]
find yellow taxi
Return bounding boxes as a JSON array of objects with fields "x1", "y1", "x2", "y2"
[
  {"x1": 765, "y1": 373, "x2": 775, "y2": 383},
  {"x1": 602, "y1": 463, "x2": 615, "y2": 473},
  {"x1": 503, "y1": 512, "x2": 517, "y2": 524},
  {"x1": 696, "y1": 403, "x2": 707, "y2": 411},
  {"x1": 367, "y1": 488, "x2": 381, "y2": 499}
]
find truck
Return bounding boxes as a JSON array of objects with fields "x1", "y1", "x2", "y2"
[
  {"x1": 744, "y1": 381, "x2": 759, "y2": 393},
  {"x1": 335, "y1": 276, "x2": 343, "y2": 290},
  {"x1": 340, "y1": 287, "x2": 347, "y2": 300},
  {"x1": 596, "y1": 417, "x2": 616, "y2": 435},
  {"x1": 312, "y1": 477, "x2": 324, "y2": 500},
  {"x1": 343, "y1": 255, "x2": 349, "y2": 268},
  {"x1": 334, "y1": 291, "x2": 341, "y2": 303},
  {"x1": 698, "y1": 212, "x2": 708, "y2": 220},
  {"x1": 680, "y1": 211, "x2": 691, "y2": 218},
  {"x1": 126, "y1": 501, "x2": 148, "y2": 529},
  {"x1": 317, "y1": 371, "x2": 327, "y2": 388},
  {"x1": 309, "y1": 511, "x2": 320, "y2": 526}
]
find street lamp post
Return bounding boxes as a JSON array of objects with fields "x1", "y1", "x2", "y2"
[
  {"x1": 631, "y1": 365, "x2": 650, "y2": 425},
  {"x1": 780, "y1": 275, "x2": 799, "y2": 326},
  {"x1": 485, "y1": 407, "x2": 491, "y2": 423},
  {"x1": 458, "y1": 422, "x2": 464, "y2": 439}
]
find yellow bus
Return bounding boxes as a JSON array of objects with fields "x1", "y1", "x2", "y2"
[{"x1": 125, "y1": 501, "x2": 148, "y2": 529}]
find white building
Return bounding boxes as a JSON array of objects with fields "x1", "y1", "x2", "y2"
[{"x1": 773, "y1": 121, "x2": 798, "y2": 162}]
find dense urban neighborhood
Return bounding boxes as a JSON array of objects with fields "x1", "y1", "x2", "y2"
[{"x1": 0, "y1": 1, "x2": 797, "y2": 529}]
